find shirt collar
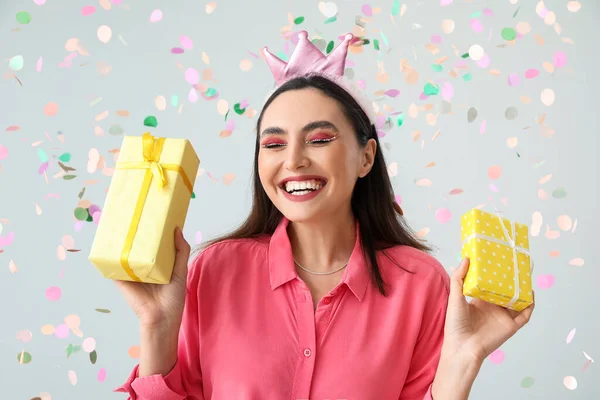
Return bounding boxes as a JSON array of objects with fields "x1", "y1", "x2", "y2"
[{"x1": 268, "y1": 216, "x2": 370, "y2": 302}]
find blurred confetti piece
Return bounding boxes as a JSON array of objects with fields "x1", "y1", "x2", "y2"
[
  {"x1": 239, "y1": 58, "x2": 253, "y2": 71},
  {"x1": 16, "y1": 330, "x2": 33, "y2": 343},
  {"x1": 440, "y1": 0, "x2": 453, "y2": 6},
  {"x1": 554, "y1": 51, "x2": 567, "y2": 68},
  {"x1": 441, "y1": 19, "x2": 455, "y2": 34},
  {"x1": 569, "y1": 258, "x2": 584, "y2": 267},
  {"x1": 128, "y1": 345, "x2": 141, "y2": 358},
  {"x1": 217, "y1": 99, "x2": 229, "y2": 115},
  {"x1": 541, "y1": 88, "x2": 555, "y2": 106},
  {"x1": 54, "y1": 324, "x2": 69, "y2": 339},
  {"x1": 557, "y1": 215, "x2": 572, "y2": 231},
  {"x1": 46, "y1": 286, "x2": 62, "y2": 301},
  {"x1": 68, "y1": 370, "x2": 78, "y2": 386},
  {"x1": 98, "y1": 368, "x2": 107, "y2": 383},
  {"x1": 468, "y1": 45, "x2": 484, "y2": 61},
  {"x1": 34, "y1": 0, "x2": 46, "y2": 4},
  {"x1": 97, "y1": 25, "x2": 112, "y2": 43},
  {"x1": 545, "y1": 225, "x2": 560, "y2": 240},
  {"x1": 434, "y1": 208, "x2": 452, "y2": 223},
  {"x1": 505, "y1": 107, "x2": 518, "y2": 120},
  {"x1": 531, "y1": 211, "x2": 542, "y2": 236},
  {"x1": 144, "y1": 115, "x2": 158, "y2": 127},
  {"x1": 195, "y1": 231, "x2": 203, "y2": 244},
  {"x1": 9, "y1": 259, "x2": 18, "y2": 273},
  {"x1": 35, "y1": 203, "x2": 42, "y2": 215},
  {"x1": 567, "y1": 1, "x2": 582, "y2": 12},
  {"x1": 82, "y1": 337, "x2": 96, "y2": 352},
  {"x1": 149, "y1": 9, "x2": 163, "y2": 22},
  {"x1": 536, "y1": 274, "x2": 555, "y2": 289},
  {"x1": 487, "y1": 165, "x2": 502, "y2": 180},
  {"x1": 552, "y1": 187, "x2": 567, "y2": 199},
  {"x1": 17, "y1": 351, "x2": 32, "y2": 364},
  {"x1": 539, "y1": 174, "x2": 552, "y2": 184},
  {"x1": 318, "y1": 2, "x2": 338, "y2": 18},
  {"x1": 205, "y1": 2, "x2": 217, "y2": 13},
  {"x1": 525, "y1": 69, "x2": 539, "y2": 79},
  {"x1": 387, "y1": 162, "x2": 398, "y2": 177},
  {"x1": 507, "y1": 73, "x2": 520, "y2": 87},
  {"x1": 501, "y1": 27, "x2": 516, "y2": 41},
  {"x1": 488, "y1": 349, "x2": 505, "y2": 364},
  {"x1": 95, "y1": 308, "x2": 111, "y2": 313},
  {"x1": 9, "y1": 55, "x2": 24, "y2": 71},
  {"x1": 520, "y1": 377, "x2": 535, "y2": 388},
  {"x1": 416, "y1": 178, "x2": 432, "y2": 187},
  {"x1": 563, "y1": 376, "x2": 577, "y2": 390},
  {"x1": 449, "y1": 188, "x2": 463, "y2": 195},
  {"x1": 566, "y1": 328, "x2": 576, "y2": 344},
  {"x1": 41, "y1": 324, "x2": 54, "y2": 335},
  {"x1": 179, "y1": 35, "x2": 193, "y2": 49},
  {"x1": 65, "y1": 314, "x2": 81, "y2": 329},
  {"x1": 506, "y1": 137, "x2": 518, "y2": 148},
  {"x1": 81, "y1": 5, "x2": 96, "y2": 16},
  {"x1": 16, "y1": 11, "x2": 32, "y2": 24},
  {"x1": 467, "y1": 107, "x2": 477, "y2": 123},
  {"x1": 223, "y1": 173, "x2": 236, "y2": 185},
  {"x1": 44, "y1": 102, "x2": 59, "y2": 116},
  {"x1": 0, "y1": 145, "x2": 8, "y2": 160},
  {"x1": 470, "y1": 19, "x2": 483, "y2": 33},
  {"x1": 155, "y1": 95, "x2": 167, "y2": 111},
  {"x1": 185, "y1": 68, "x2": 199, "y2": 85}
]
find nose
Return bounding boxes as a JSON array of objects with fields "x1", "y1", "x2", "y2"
[{"x1": 283, "y1": 140, "x2": 309, "y2": 171}]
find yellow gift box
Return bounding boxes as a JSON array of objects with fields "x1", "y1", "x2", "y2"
[
  {"x1": 89, "y1": 132, "x2": 199, "y2": 284},
  {"x1": 461, "y1": 208, "x2": 534, "y2": 312}
]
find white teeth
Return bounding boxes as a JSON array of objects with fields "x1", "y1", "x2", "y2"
[{"x1": 284, "y1": 179, "x2": 324, "y2": 193}]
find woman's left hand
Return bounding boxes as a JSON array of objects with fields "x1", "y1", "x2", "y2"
[{"x1": 442, "y1": 257, "x2": 535, "y2": 364}]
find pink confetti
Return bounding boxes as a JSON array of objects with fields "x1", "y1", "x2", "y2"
[
  {"x1": 195, "y1": 231, "x2": 203, "y2": 244},
  {"x1": 34, "y1": 0, "x2": 46, "y2": 4},
  {"x1": 46, "y1": 286, "x2": 62, "y2": 301},
  {"x1": 470, "y1": 19, "x2": 483, "y2": 33},
  {"x1": 507, "y1": 73, "x2": 521, "y2": 87},
  {"x1": 0, "y1": 232, "x2": 15, "y2": 247},
  {"x1": 179, "y1": 35, "x2": 193, "y2": 49},
  {"x1": 434, "y1": 208, "x2": 452, "y2": 223},
  {"x1": 536, "y1": 274, "x2": 555, "y2": 289},
  {"x1": 92, "y1": 211, "x2": 102, "y2": 224},
  {"x1": 81, "y1": 5, "x2": 96, "y2": 16},
  {"x1": 566, "y1": 328, "x2": 576, "y2": 344},
  {"x1": 441, "y1": 82, "x2": 454, "y2": 101},
  {"x1": 553, "y1": 51, "x2": 567, "y2": 68},
  {"x1": 440, "y1": 0, "x2": 453, "y2": 5},
  {"x1": 480, "y1": 120, "x2": 486, "y2": 134},
  {"x1": 569, "y1": 258, "x2": 584, "y2": 266},
  {"x1": 36, "y1": 57, "x2": 43, "y2": 72},
  {"x1": 525, "y1": 68, "x2": 539, "y2": 79},
  {"x1": 489, "y1": 349, "x2": 505, "y2": 364},
  {"x1": 98, "y1": 368, "x2": 107, "y2": 383},
  {"x1": 188, "y1": 87, "x2": 198, "y2": 103},
  {"x1": 476, "y1": 53, "x2": 490, "y2": 68},
  {"x1": 489, "y1": 184, "x2": 499, "y2": 192},
  {"x1": 185, "y1": 68, "x2": 199, "y2": 84},
  {"x1": 111, "y1": 0, "x2": 123, "y2": 4},
  {"x1": 0, "y1": 145, "x2": 8, "y2": 160},
  {"x1": 54, "y1": 324, "x2": 70, "y2": 339},
  {"x1": 431, "y1": 35, "x2": 443, "y2": 44},
  {"x1": 16, "y1": 330, "x2": 33, "y2": 343},
  {"x1": 171, "y1": 47, "x2": 184, "y2": 54},
  {"x1": 74, "y1": 221, "x2": 84, "y2": 231},
  {"x1": 384, "y1": 89, "x2": 400, "y2": 98},
  {"x1": 149, "y1": 9, "x2": 163, "y2": 22},
  {"x1": 482, "y1": 7, "x2": 494, "y2": 16},
  {"x1": 362, "y1": 4, "x2": 372, "y2": 16}
]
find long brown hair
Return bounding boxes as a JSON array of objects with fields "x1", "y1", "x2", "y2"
[{"x1": 197, "y1": 74, "x2": 431, "y2": 296}]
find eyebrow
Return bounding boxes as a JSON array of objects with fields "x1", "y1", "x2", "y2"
[{"x1": 260, "y1": 120, "x2": 339, "y2": 137}]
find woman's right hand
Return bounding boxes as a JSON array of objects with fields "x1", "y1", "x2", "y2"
[{"x1": 114, "y1": 227, "x2": 191, "y2": 331}]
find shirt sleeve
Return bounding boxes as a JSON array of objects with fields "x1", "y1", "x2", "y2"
[
  {"x1": 113, "y1": 251, "x2": 207, "y2": 400},
  {"x1": 399, "y1": 266, "x2": 450, "y2": 400}
]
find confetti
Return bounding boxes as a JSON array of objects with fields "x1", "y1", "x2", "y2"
[
  {"x1": 552, "y1": 187, "x2": 567, "y2": 199},
  {"x1": 507, "y1": 73, "x2": 520, "y2": 87},
  {"x1": 44, "y1": 102, "x2": 59, "y2": 117},
  {"x1": 567, "y1": 1, "x2": 582, "y2": 12},
  {"x1": 179, "y1": 35, "x2": 193, "y2": 49},
  {"x1": 416, "y1": 178, "x2": 432, "y2": 187},
  {"x1": 440, "y1": 0, "x2": 453, "y2": 6},
  {"x1": 569, "y1": 258, "x2": 584, "y2": 267},
  {"x1": 98, "y1": 367, "x2": 107, "y2": 382},
  {"x1": 434, "y1": 208, "x2": 452, "y2": 223},
  {"x1": 501, "y1": 27, "x2": 516, "y2": 41},
  {"x1": 9, "y1": 259, "x2": 18, "y2": 273},
  {"x1": 557, "y1": 215, "x2": 572, "y2": 231},
  {"x1": 423, "y1": 83, "x2": 440, "y2": 96},
  {"x1": 97, "y1": 25, "x2": 112, "y2": 43},
  {"x1": 9, "y1": 55, "x2": 24, "y2": 71},
  {"x1": 149, "y1": 9, "x2": 163, "y2": 22},
  {"x1": 536, "y1": 274, "x2": 555, "y2": 289},
  {"x1": 54, "y1": 324, "x2": 69, "y2": 339},
  {"x1": 489, "y1": 349, "x2": 505, "y2": 364},
  {"x1": 45, "y1": 286, "x2": 62, "y2": 301},
  {"x1": 0, "y1": 145, "x2": 8, "y2": 160},
  {"x1": 81, "y1": 5, "x2": 96, "y2": 16},
  {"x1": 505, "y1": 107, "x2": 518, "y2": 120},
  {"x1": 318, "y1": 2, "x2": 338, "y2": 18},
  {"x1": 467, "y1": 107, "x2": 477, "y2": 123},
  {"x1": 16, "y1": 330, "x2": 33, "y2": 343},
  {"x1": 541, "y1": 88, "x2": 555, "y2": 106},
  {"x1": 563, "y1": 376, "x2": 577, "y2": 390},
  {"x1": 155, "y1": 95, "x2": 167, "y2": 110},
  {"x1": 205, "y1": 3, "x2": 217, "y2": 14},
  {"x1": 16, "y1": 11, "x2": 32, "y2": 24},
  {"x1": 128, "y1": 345, "x2": 141, "y2": 358},
  {"x1": 185, "y1": 68, "x2": 199, "y2": 84},
  {"x1": 566, "y1": 328, "x2": 577, "y2": 344},
  {"x1": 144, "y1": 116, "x2": 158, "y2": 127},
  {"x1": 82, "y1": 337, "x2": 96, "y2": 352},
  {"x1": 468, "y1": 45, "x2": 484, "y2": 61},
  {"x1": 17, "y1": 351, "x2": 32, "y2": 364},
  {"x1": 441, "y1": 19, "x2": 455, "y2": 34},
  {"x1": 68, "y1": 370, "x2": 78, "y2": 386},
  {"x1": 470, "y1": 19, "x2": 483, "y2": 33},
  {"x1": 530, "y1": 212, "x2": 542, "y2": 236},
  {"x1": 520, "y1": 377, "x2": 535, "y2": 388}
]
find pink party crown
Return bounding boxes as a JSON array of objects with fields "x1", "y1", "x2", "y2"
[{"x1": 262, "y1": 31, "x2": 354, "y2": 85}]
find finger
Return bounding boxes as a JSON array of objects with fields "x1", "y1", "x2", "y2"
[
  {"x1": 450, "y1": 257, "x2": 470, "y2": 304},
  {"x1": 173, "y1": 227, "x2": 191, "y2": 281}
]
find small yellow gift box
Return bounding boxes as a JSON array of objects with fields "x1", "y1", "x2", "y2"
[
  {"x1": 89, "y1": 133, "x2": 199, "y2": 284},
  {"x1": 461, "y1": 208, "x2": 534, "y2": 311}
]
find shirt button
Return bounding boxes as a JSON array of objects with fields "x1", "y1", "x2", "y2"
[
  {"x1": 303, "y1": 348, "x2": 312, "y2": 357},
  {"x1": 323, "y1": 297, "x2": 331, "y2": 305}
]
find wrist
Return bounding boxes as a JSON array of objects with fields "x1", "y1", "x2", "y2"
[
  {"x1": 431, "y1": 353, "x2": 483, "y2": 400},
  {"x1": 138, "y1": 323, "x2": 180, "y2": 377}
]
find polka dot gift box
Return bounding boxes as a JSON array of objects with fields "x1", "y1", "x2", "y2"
[{"x1": 461, "y1": 208, "x2": 534, "y2": 312}]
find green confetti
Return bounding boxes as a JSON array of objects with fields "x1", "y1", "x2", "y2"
[
  {"x1": 233, "y1": 103, "x2": 246, "y2": 115},
  {"x1": 397, "y1": 114, "x2": 405, "y2": 127},
  {"x1": 392, "y1": 0, "x2": 401, "y2": 16},
  {"x1": 95, "y1": 308, "x2": 111, "y2": 313},
  {"x1": 520, "y1": 376, "x2": 535, "y2": 388},
  {"x1": 431, "y1": 64, "x2": 443, "y2": 72},
  {"x1": 191, "y1": 191, "x2": 196, "y2": 199},
  {"x1": 86, "y1": 210, "x2": 93, "y2": 221},
  {"x1": 78, "y1": 187, "x2": 86, "y2": 199},
  {"x1": 90, "y1": 350, "x2": 98, "y2": 364},
  {"x1": 143, "y1": 115, "x2": 158, "y2": 127},
  {"x1": 17, "y1": 351, "x2": 32, "y2": 364},
  {"x1": 16, "y1": 11, "x2": 31, "y2": 24},
  {"x1": 171, "y1": 95, "x2": 179, "y2": 107},
  {"x1": 224, "y1": 110, "x2": 229, "y2": 121},
  {"x1": 66, "y1": 344, "x2": 82, "y2": 358},
  {"x1": 470, "y1": 11, "x2": 482, "y2": 18},
  {"x1": 380, "y1": 31, "x2": 389, "y2": 47},
  {"x1": 9, "y1": 55, "x2": 24, "y2": 71},
  {"x1": 326, "y1": 40, "x2": 334, "y2": 54},
  {"x1": 374, "y1": 39, "x2": 380, "y2": 51},
  {"x1": 362, "y1": 39, "x2": 370, "y2": 45},
  {"x1": 58, "y1": 153, "x2": 71, "y2": 162},
  {"x1": 462, "y1": 73, "x2": 473, "y2": 82},
  {"x1": 533, "y1": 160, "x2": 546, "y2": 169},
  {"x1": 552, "y1": 187, "x2": 567, "y2": 199},
  {"x1": 37, "y1": 148, "x2": 48, "y2": 162},
  {"x1": 90, "y1": 97, "x2": 102, "y2": 107},
  {"x1": 513, "y1": 6, "x2": 520, "y2": 18},
  {"x1": 501, "y1": 27, "x2": 517, "y2": 41},
  {"x1": 74, "y1": 207, "x2": 88, "y2": 221},
  {"x1": 58, "y1": 161, "x2": 75, "y2": 172},
  {"x1": 294, "y1": 16, "x2": 305, "y2": 25},
  {"x1": 324, "y1": 16, "x2": 337, "y2": 24},
  {"x1": 423, "y1": 83, "x2": 440, "y2": 96},
  {"x1": 109, "y1": 124, "x2": 124, "y2": 135},
  {"x1": 205, "y1": 88, "x2": 217, "y2": 97},
  {"x1": 63, "y1": 175, "x2": 77, "y2": 181},
  {"x1": 276, "y1": 51, "x2": 288, "y2": 61},
  {"x1": 461, "y1": 52, "x2": 470, "y2": 59}
]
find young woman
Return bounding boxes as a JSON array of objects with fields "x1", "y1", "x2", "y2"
[{"x1": 114, "y1": 32, "x2": 534, "y2": 400}]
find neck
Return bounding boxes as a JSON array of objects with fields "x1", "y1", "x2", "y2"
[{"x1": 287, "y1": 209, "x2": 357, "y2": 274}]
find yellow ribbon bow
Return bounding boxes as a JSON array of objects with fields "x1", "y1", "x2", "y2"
[{"x1": 115, "y1": 132, "x2": 193, "y2": 282}]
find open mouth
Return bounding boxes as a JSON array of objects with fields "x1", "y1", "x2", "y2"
[{"x1": 280, "y1": 179, "x2": 327, "y2": 196}]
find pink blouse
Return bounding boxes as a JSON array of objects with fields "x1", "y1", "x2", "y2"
[{"x1": 115, "y1": 217, "x2": 450, "y2": 399}]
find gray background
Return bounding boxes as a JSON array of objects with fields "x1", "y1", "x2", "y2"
[{"x1": 1, "y1": 0, "x2": 598, "y2": 399}]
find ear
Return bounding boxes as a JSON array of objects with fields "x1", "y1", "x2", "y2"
[{"x1": 358, "y1": 138, "x2": 377, "y2": 178}]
